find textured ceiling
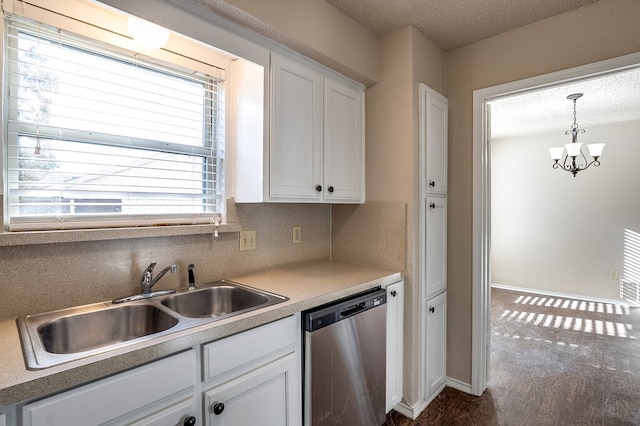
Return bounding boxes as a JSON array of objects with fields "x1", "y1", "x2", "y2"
[
  {"x1": 323, "y1": 0, "x2": 637, "y2": 139},
  {"x1": 489, "y1": 67, "x2": 640, "y2": 139},
  {"x1": 326, "y1": 0, "x2": 601, "y2": 51}
]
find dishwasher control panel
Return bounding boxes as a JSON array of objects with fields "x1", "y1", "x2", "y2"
[{"x1": 303, "y1": 288, "x2": 386, "y2": 332}]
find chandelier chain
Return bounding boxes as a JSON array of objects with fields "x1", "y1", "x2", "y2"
[{"x1": 572, "y1": 98, "x2": 579, "y2": 130}]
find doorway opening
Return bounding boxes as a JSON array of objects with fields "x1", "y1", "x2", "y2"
[{"x1": 471, "y1": 52, "x2": 640, "y2": 395}]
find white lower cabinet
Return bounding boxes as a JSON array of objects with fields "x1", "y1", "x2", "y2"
[
  {"x1": 425, "y1": 292, "x2": 447, "y2": 401},
  {"x1": 203, "y1": 353, "x2": 299, "y2": 426},
  {"x1": 385, "y1": 280, "x2": 404, "y2": 412},
  {"x1": 15, "y1": 315, "x2": 302, "y2": 426},
  {"x1": 21, "y1": 350, "x2": 198, "y2": 426},
  {"x1": 202, "y1": 314, "x2": 301, "y2": 426}
]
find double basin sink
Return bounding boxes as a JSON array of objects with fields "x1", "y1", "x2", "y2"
[{"x1": 17, "y1": 281, "x2": 288, "y2": 369}]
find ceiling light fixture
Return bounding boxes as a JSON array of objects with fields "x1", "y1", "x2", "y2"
[
  {"x1": 128, "y1": 16, "x2": 170, "y2": 50},
  {"x1": 549, "y1": 93, "x2": 605, "y2": 177}
]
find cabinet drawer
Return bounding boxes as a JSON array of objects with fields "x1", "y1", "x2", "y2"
[
  {"x1": 203, "y1": 315, "x2": 298, "y2": 382},
  {"x1": 22, "y1": 350, "x2": 197, "y2": 426},
  {"x1": 125, "y1": 395, "x2": 196, "y2": 426}
]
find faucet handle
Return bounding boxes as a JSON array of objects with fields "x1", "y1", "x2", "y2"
[{"x1": 140, "y1": 262, "x2": 157, "y2": 292}]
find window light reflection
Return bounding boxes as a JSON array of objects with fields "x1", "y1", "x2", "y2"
[
  {"x1": 497, "y1": 309, "x2": 632, "y2": 338},
  {"x1": 512, "y1": 295, "x2": 631, "y2": 315}
]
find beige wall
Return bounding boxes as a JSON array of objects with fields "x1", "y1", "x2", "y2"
[
  {"x1": 200, "y1": 0, "x2": 379, "y2": 86},
  {"x1": 366, "y1": 24, "x2": 444, "y2": 406},
  {"x1": 492, "y1": 120, "x2": 640, "y2": 301},
  {"x1": 444, "y1": 0, "x2": 640, "y2": 384}
]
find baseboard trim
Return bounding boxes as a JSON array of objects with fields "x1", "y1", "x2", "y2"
[
  {"x1": 491, "y1": 283, "x2": 638, "y2": 307},
  {"x1": 393, "y1": 400, "x2": 429, "y2": 420},
  {"x1": 392, "y1": 378, "x2": 476, "y2": 419},
  {"x1": 446, "y1": 377, "x2": 475, "y2": 395}
]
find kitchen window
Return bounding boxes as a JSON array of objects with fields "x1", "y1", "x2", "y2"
[{"x1": 4, "y1": 16, "x2": 226, "y2": 231}]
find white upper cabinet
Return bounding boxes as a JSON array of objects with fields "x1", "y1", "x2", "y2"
[
  {"x1": 270, "y1": 54, "x2": 324, "y2": 201},
  {"x1": 323, "y1": 77, "x2": 365, "y2": 203},
  {"x1": 236, "y1": 53, "x2": 365, "y2": 203},
  {"x1": 423, "y1": 88, "x2": 448, "y2": 195}
]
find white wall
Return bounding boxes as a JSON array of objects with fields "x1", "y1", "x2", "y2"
[{"x1": 491, "y1": 119, "x2": 640, "y2": 300}]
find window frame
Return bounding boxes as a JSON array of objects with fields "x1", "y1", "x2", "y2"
[{"x1": 2, "y1": 13, "x2": 231, "y2": 232}]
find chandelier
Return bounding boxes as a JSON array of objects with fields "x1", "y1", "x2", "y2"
[{"x1": 548, "y1": 93, "x2": 605, "y2": 177}]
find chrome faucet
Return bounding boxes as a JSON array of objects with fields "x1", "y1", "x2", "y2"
[
  {"x1": 112, "y1": 262, "x2": 178, "y2": 304},
  {"x1": 140, "y1": 262, "x2": 177, "y2": 295}
]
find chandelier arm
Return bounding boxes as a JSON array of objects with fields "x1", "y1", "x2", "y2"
[
  {"x1": 552, "y1": 161, "x2": 575, "y2": 173},
  {"x1": 580, "y1": 158, "x2": 601, "y2": 171}
]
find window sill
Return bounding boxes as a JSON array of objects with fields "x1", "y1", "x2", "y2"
[{"x1": 0, "y1": 223, "x2": 241, "y2": 247}]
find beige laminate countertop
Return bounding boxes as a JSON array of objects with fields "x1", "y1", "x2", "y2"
[{"x1": 0, "y1": 261, "x2": 402, "y2": 407}]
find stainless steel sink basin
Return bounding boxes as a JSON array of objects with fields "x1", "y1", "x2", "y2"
[
  {"x1": 17, "y1": 280, "x2": 288, "y2": 369},
  {"x1": 17, "y1": 303, "x2": 180, "y2": 369},
  {"x1": 161, "y1": 280, "x2": 288, "y2": 318},
  {"x1": 38, "y1": 304, "x2": 178, "y2": 354}
]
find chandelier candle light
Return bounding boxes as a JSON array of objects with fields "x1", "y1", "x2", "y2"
[{"x1": 549, "y1": 93, "x2": 605, "y2": 177}]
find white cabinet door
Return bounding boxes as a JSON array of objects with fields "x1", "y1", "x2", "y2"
[
  {"x1": 425, "y1": 196, "x2": 447, "y2": 299},
  {"x1": 425, "y1": 292, "x2": 447, "y2": 399},
  {"x1": 268, "y1": 54, "x2": 364, "y2": 204},
  {"x1": 204, "y1": 353, "x2": 301, "y2": 426},
  {"x1": 270, "y1": 54, "x2": 323, "y2": 201},
  {"x1": 423, "y1": 87, "x2": 448, "y2": 195},
  {"x1": 386, "y1": 280, "x2": 404, "y2": 412},
  {"x1": 323, "y1": 77, "x2": 365, "y2": 203}
]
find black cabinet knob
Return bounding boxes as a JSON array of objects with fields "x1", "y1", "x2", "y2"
[
  {"x1": 429, "y1": 306, "x2": 435, "y2": 313},
  {"x1": 213, "y1": 402, "x2": 225, "y2": 415},
  {"x1": 315, "y1": 185, "x2": 322, "y2": 192},
  {"x1": 390, "y1": 290, "x2": 397, "y2": 297},
  {"x1": 429, "y1": 180, "x2": 435, "y2": 187},
  {"x1": 429, "y1": 202, "x2": 436, "y2": 209},
  {"x1": 328, "y1": 186, "x2": 334, "y2": 193},
  {"x1": 183, "y1": 415, "x2": 196, "y2": 426}
]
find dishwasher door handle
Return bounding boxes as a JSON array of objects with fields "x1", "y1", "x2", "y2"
[{"x1": 340, "y1": 302, "x2": 367, "y2": 318}]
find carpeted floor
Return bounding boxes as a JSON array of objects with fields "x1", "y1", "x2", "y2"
[{"x1": 384, "y1": 287, "x2": 640, "y2": 425}]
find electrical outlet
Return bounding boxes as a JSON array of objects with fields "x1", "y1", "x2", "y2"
[
  {"x1": 239, "y1": 230, "x2": 257, "y2": 251},
  {"x1": 293, "y1": 226, "x2": 302, "y2": 244},
  {"x1": 609, "y1": 270, "x2": 619, "y2": 280}
]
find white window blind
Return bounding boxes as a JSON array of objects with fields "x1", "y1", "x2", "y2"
[{"x1": 5, "y1": 16, "x2": 225, "y2": 231}]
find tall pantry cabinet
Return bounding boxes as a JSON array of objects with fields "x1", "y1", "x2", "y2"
[{"x1": 420, "y1": 83, "x2": 448, "y2": 405}]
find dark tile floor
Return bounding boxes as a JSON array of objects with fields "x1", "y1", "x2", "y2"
[{"x1": 384, "y1": 288, "x2": 640, "y2": 425}]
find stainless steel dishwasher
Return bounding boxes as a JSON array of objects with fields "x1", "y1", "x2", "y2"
[{"x1": 303, "y1": 288, "x2": 387, "y2": 426}]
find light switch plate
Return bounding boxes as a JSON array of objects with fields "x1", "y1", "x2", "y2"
[
  {"x1": 239, "y1": 230, "x2": 257, "y2": 251},
  {"x1": 293, "y1": 226, "x2": 302, "y2": 244}
]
